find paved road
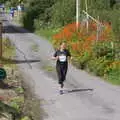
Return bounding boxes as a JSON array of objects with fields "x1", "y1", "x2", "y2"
[{"x1": 2, "y1": 14, "x2": 120, "y2": 120}]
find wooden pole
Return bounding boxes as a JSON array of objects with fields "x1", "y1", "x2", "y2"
[
  {"x1": 85, "y1": 0, "x2": 89, "y2": 33},
  {"x1": 96, "y1": 16, "x2": 99, "y2": 41},
  {"x1": 0, "y1": 22, "x2": 2, "y2": 57},
  {"x1": 83, "y1": 10, "x2": 102, "y2": 25},
  {"x1": 76, "y1": 0, "x2": 80, "y2": 31}
]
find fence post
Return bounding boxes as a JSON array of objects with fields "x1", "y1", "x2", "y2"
[{"x1": 0, "y1": 22, "x2": 2, "y2": 57}]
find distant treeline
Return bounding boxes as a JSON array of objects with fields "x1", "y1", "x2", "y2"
[{"x1": 3, "y1": 0, "x2": 120, "y2": 38}]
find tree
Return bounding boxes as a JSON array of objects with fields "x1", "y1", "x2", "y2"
[
  {"x1": 51, "y1": 0, "x2": 76, "y2": 27},
  {"x1": 110, "y1": 0, "x2": 116, "y2": 8},
  {"x1": 22, "y1": 0, "x2": 55, "y2": 31}
]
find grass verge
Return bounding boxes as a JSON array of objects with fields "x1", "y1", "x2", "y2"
[
  {"x1": 35, "y1": 28, "x2": 61, "y2": 41},
  {"x1": 0, "y1": 38, "x2": 42, "y2": 120}
]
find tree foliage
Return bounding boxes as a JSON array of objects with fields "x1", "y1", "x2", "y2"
[
  {"x1": 3, "y1": 0, "x2": 120, "y2": 37},
  {"x1": 22, "y1": 0, "x2": 55, "y2": 31},
  {"x1": 80, "y1": 0, "x2": 120, "y2": 36},
  {"x1": 50, "y1": 0, "x2": 76, "y2": 27}
]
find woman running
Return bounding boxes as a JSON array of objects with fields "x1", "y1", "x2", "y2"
[{"x1": 52, "y1": 42, "x2": 72, "y2": 94}]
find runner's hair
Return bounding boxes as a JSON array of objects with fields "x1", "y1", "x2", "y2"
[{"x1": 60, "y1": 41, "x2": 66, "y2": 46}]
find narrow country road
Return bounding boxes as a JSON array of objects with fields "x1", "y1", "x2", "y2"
[{"x1": 2, "y1": 14, "x2": 120, "y2": 120}]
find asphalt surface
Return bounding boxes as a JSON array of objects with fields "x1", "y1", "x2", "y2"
[{"x1": 2, "y1": 13, "x2": 120, "y2": 120}]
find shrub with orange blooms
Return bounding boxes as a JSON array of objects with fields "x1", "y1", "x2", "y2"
[
  {"x1": 104, "y1": 61, "x2": 120, "y2": 75},
  {"x1": 104, "y1": 61, "x2": 120, "y2": 84},
  {"x1": 108, "y1": 61, "x2": 120, "y2": 70},
  {"x1": 53, "y1": 21, "x2": 120, "y2": 83},
  {"x1": 52, "y1": 21, "x2": 112, "y2": 55}
]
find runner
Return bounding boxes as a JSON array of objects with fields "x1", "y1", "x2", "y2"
[
  {"x1": 10, "y1": 7, "x2": 15, "y2": 20},
  {"x1": 52, "y1": 42, "x2": 72, "y2": 94}
]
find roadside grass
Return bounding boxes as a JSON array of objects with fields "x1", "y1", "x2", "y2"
[
  {"x1": 107, "y1": 78, "x2": 120, "y2": 86},
  {"x1": 2, "y1": 38, "x2": 16, "y2": 68},
  {"x1": 105, "y1": 70, "x2": 120, "y2": 85},
  {"x1": 15, "y1": 87, "x2": 25, "y2": 94},
  {"x1": 3, "y1": 38, "x2": 43, "y2": 120},
  {"x1": 30, "y1": 43, "x2": 39, "y2": 52},
  {"x1": 10, "y1": 96, "x2": 24, "y2": 113},
  {"x1": 3, "y1": 38, "x2": 15, "y2": 54},
  {"x1": 0, "y1": 38, "x2": 33, "y2": 120},
  {"x1": 35, "y1": 28, "x2": 61, "y2": 41},
  {"x1": 0, "y1": 38, "x2": 23, "y2": 119},
  {"x1": 42, "y1": 65, "x2": 55, "y2": 72}
]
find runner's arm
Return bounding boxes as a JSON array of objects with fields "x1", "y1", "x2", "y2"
[
  {"x1": 51, "y1": 56, "x2": 59, "y2": 60},
  {"x1": 51, "y1": 51, "x2": 59, "y2": 60}
]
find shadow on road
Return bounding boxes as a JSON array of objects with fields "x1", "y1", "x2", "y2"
[
  {"x1": 0, "y1": 12, "x2": 29, "y2": 34},
  {"x1": 0, "y1": 57, "x2": 40, "y2": 64},
  {"x1": 3, "y1": 24, "x2": 31, "y2": 34},
  {"x1": 2, "y1": 19, "x2": 8, "y2": 22},
  {"x1": 63, "y1": 88, "x2": 93, "y2": 95}
]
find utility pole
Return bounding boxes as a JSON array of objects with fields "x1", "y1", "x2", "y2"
[
  {"x1": 96, "y1": 16, "x2": 99, "y2": 41},
  {"x1": 0, "y1": 22, "x2": 2, "y2": 57},
  {"x1": 85, "y1": 0, "x2": 89, "y2": 32},
  {"x1": 83, "y1": 10, "x2": 102, "y2": 25},
  {"x1": 76, "y1": 0, "x2": 80, "y2": 31},
  {"x1": 83, "y1": 10, "x2": 104, "y2": 42}
]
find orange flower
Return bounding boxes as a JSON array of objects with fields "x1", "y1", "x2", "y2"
[
  {"x1": 52, "y1": 21, "x2": 112, "y2": 56},
  {"x1": 72, "y1": 43, "x2": 78, "y2": 51},
  {"x1": 86, "y1": 34, "x2": 96, "y2": 41}
]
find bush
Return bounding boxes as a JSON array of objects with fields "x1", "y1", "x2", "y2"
[
  {"x1": 22, "y1": 10, "x2": 35, "y2": 31},
  {"x1": 22, "y1": 0, "x2": 55, "y2": 31},
  {"x1": 104, "y1": 61, "x2": 120, "y2": 84},
  {"x1": 106, "y1": 70, "x2": 120, "y2": 84},
  {"x1": 51, "y1": 0, "x2": 76, "y2": 27},
  {"x1": 87, "y1": 57, "x2": 112, "y2": 76},
  {"x1": 72, "y1": 51, "x2": 91, "y2": 69},
  {"x1": 92, "y1": 41, "x2": 115, "y2": 60}
]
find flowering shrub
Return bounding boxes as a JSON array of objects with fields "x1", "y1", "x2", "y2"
[
  {"x1": 92, "y1": 41, "x2": 115, "y2": 59},
  {"x1": 104, "y1": 61, "x2": 120, "y2": 84},
  {"x1": 105, "y1": 61, "x2": 120, "y2": 73},
  {"x1": 52, "y1": 21, "x2": 120, "y2": 83},
  {"x1": 52, "y1": 21, "x2": 112, "y2": 54},
  {"x1": 87, "y1": 57, "x2": 112, "y2": 76}
]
